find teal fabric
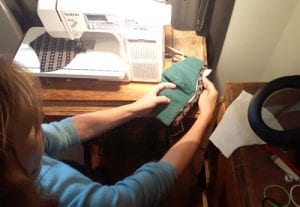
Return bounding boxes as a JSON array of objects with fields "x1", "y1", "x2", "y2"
[{"x1": 155, "y1": 57, "x2": 203, "y2": 126}]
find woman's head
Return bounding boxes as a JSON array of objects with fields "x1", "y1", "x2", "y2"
[
  {"x1": 0, "y1": 57, "x2": 53, "y2": 207},
  {"x1": 0, "y1": 57, "x2": 44, "y2": 173},
  {"x1": 0, "y1": 57, "x2": 43, "y2": 140}
]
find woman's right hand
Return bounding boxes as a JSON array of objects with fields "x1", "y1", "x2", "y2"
[{"x1": 198, "y1": 77, "x2": 218, "y2": 119}]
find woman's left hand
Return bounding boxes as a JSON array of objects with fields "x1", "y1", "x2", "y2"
[{"x1": 133, "y1": 82, "x2": 176, "y2": 116}]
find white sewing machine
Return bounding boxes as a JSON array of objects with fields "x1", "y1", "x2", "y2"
[{"x1": 14, "y1": 0, "x2": 171, "y2": 82}]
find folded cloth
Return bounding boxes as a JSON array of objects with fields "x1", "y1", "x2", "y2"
[{"x1": 154, "y1": 57, "x2": 203, "y2": 126}]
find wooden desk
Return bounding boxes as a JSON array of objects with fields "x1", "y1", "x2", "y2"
[
  {"x1": 207, "y1": 82, "x2": 300, "y2": 207},
  {"x1": 41, "y1": 26, "x2": 207, "y2": 118}
]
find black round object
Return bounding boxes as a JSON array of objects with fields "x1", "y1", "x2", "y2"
[{"x1": 248, "y1": 75, "x2": 300, "y2": 149}]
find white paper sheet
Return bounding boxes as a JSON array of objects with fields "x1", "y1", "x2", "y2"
[{"x1": 209, "y1": 90, "x2": 282, "y2": 158}]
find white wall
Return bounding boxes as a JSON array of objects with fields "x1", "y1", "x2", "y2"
[
  {"x1": 214, "y1": 0, "x2": 300, "y2": 94},
  {"x1": 263, "y1": 1, "x2": 300, "y2": 79}
]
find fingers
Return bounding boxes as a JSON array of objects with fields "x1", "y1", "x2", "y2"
[
  {"x1": 202, "y1": 77, "x2": 214, "y2": 89},
  {"x1": 152, "y1": 82, "x2": 176, "y2": 104},
  {"x1": 153, "y1": 82, "x2": 176, "y2": 94},
  {"x1": 202, "y1": 77, "x2": 218, "y2": 96},
  {"x1": 156, "y1": 96, "x2": 171, "y2": 104}
]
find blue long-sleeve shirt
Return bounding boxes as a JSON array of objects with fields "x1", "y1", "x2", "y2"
[{"x1": 35, "y1": 118, "x2": 177, "y2": 207}]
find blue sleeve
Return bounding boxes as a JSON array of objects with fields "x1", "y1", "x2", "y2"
[
  {"x1": 42, "y1": 118, "x2": 80, "y2": 155},
  {"x1": 38, "y1": 156, "x2": 177, "y2": 207}
]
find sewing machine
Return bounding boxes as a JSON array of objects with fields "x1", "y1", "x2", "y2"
[{"x1": 14, "y1": 0, "x2": 171, "y2": 82}]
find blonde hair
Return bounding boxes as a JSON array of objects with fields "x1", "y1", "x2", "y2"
[{"x1": 0, "y1": 57, "x2": 56, "y2": 207}]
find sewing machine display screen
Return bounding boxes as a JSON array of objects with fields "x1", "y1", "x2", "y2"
[
  {"x1": 86, "y1": 14, "x2": 107, "y2": 22},
  {"x1": 84, "y1": 14, "x2": 119, "y2": 31}
]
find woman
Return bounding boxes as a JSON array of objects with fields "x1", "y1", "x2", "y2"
[{"x1": 0, "y1": 57, "x2": 218, "y2": 207}]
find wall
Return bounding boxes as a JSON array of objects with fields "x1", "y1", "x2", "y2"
[
  {"x1": 0, "y1": 0, "x2": 22, "y2": 55},
  {"x1": 213, "y1": 0, "x2": 300, "y2": 94}
]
